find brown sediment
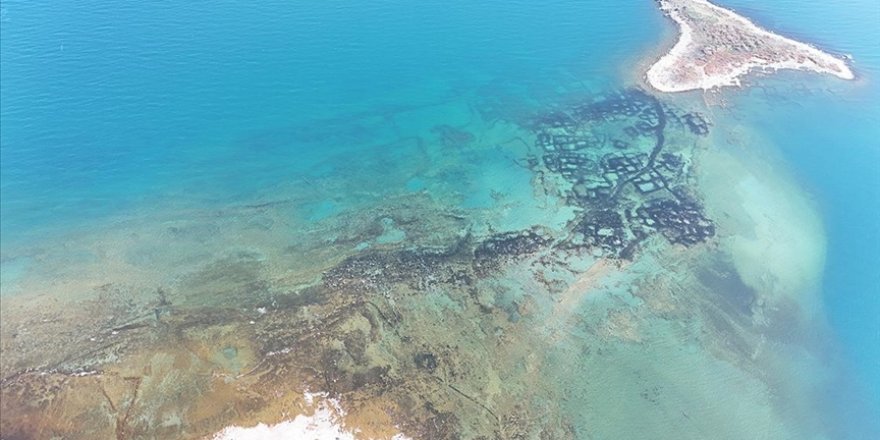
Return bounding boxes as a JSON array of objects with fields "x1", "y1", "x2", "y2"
[
  {"x1": 2, "y1": 88, "x2": 822, "y2": 440},
  {"x1": 534, "y1": 89, "x2": 715, "y2": 257},
  {"x1": 115, "y1": 376, "x2": 142, "y2": 440}
]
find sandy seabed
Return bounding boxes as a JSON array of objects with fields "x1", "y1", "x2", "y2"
[{"x1": 0, "y1": 81, "x2": 839, "y2": 439}]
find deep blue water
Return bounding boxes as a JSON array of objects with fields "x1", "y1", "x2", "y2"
[{"x1": 1, "y1": 0, "x2": 878, "y2": 436}]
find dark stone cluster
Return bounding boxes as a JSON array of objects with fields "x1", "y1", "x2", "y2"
[
  {"x1": 323, "y1": 228, "x2": 552, "y2": 294},
  {"x1": 413, "y1": 352, "x2": 438, "y2": 372},
  {"x1": 570, "y1": 209, "x2": 630, "y2": 254},
  {"x1": 575, "y1": 88, "x2": 710, "y2": 137},
  {"x1": 630, "y1": 152, "x2": 688, "y2": 195},
  {"x1": 566, "y1": 153, "x2": 652, "y2": 203},
  {"x1": 532, "y1": 89, "x2": 715, "y2": 258},
  {"x1": 270, "y1": 90, "x2": 716, "y2": 440},
  {"x1": 537, "y1": 132, "x2": 597, "y2": 152},
  {"x1": 473, "y1": 228, "x2": 550, "y2": 276},
  {"x1": 680, "y1": 112, "x2": 710, "y2": 135},
  {"x1": 571, "y1": 89, "x2": 661, "y2": 122},
  {"x1": 543, "y1": 152, "x2": 598, "y2": 181},
  {"x1": 633, "y1": 199, "x2": 715, "y2": 245},
  {"x1": 604, "y1": 153, "x2": 647, "y2": 175},
  {"x1": 323, "y1": 248, "x2": 472, "y2": 293},
  {"x1": 322, "y1": 89, "x2": 714, "y2": 297}
]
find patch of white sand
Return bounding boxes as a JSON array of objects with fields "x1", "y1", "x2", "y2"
[
  {"x1": 211, "y1": 392, "x2": 411, "y2": 440},
  {"x1": 697, "y1": 126, "x2": 826, "y2": 316}
]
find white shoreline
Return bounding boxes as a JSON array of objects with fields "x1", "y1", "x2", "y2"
[
  {"x1": 210, "y1": 392, "x2": 412, "y2": 440},
  {"x1": 646, "y1": 0, "x2": 854, "y2": 92}
]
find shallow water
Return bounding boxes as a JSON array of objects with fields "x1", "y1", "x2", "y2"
[{"x1": 1, "y1": 0, "x2": 878, "y2": 438}]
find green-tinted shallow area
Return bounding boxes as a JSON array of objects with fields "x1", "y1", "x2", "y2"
[
  {"x1": 0, "y1": 83, "x2": 853, "y2": 438},
  {"x1": 1, "y1": 0, "x2": 878, "y2": 438}
]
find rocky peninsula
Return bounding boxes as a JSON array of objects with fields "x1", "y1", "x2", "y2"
[{"x1": 646, "y1": 0, "x2": 854, "y2": 92}]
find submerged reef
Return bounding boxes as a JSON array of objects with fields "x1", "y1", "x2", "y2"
[
  {"x1": 531, "y1": 89, "x2": 714, "y2": 258},
  {"x1": 0, "y1": 89, "x2": 744, "y2": 440}
]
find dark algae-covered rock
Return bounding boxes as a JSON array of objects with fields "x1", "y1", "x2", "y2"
[
  {"x1": 0, "y1": 88, "x2": 720, "y2": 440},
  {"x1": 533, "y1": 89, "x2": 715, "y2": 258}
]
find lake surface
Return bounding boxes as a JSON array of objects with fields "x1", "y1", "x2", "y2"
[{"x1": 1, "y1": 0, "x2": 877, "y2": 438}]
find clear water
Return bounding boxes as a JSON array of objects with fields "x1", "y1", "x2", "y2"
[
  {"x1": 0, "y1": 0, "x2": 662, "y2": 239},
  {"x1": 720, "y1": 0, "x2": 880, "y2": 421},
  {"x1": 1, "y1": 0, "x2": 878, "y2": 438}
]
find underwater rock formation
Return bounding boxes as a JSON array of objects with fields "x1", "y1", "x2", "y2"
[
  {"x1": 532, "y1": 89, "x2": 714, "y2": 258},
  {"x1": 0, "y1": 89, "x2": 720, "y2": 440}
]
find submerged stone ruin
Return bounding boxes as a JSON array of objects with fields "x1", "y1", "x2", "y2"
[
  {"x1": 0, "y1": 89, "x2": 718, "y2": 440},
  {"x1": 531, "y1": 89, "x2": 714, "y2": 258}
]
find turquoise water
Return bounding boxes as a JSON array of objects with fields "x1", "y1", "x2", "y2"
[
  {"x1": 0, "y1": 0, "x2": 662, "y2": 240},
  {"x1": 720, "y1": 0, "x2": 880, "y2": 424},
  {"x1": 1, "y1": 0, "x2": 878, "y2": 437}
]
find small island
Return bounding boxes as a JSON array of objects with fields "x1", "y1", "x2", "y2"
[{"x1": 646, "y1": 0, "x2": 854, "y2": 92}]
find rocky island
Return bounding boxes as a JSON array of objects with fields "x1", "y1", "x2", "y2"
[{"x1": 646, "y1": 0, "x2": 854, "y2": 92}]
